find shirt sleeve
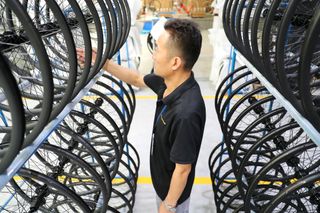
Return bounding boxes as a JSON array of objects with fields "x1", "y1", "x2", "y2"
[
  {"x1": 169, "y1": 113, "x2": 202, "y2": 164},
  {"x1": 143, "y1": 74, "x2": 165, "y2": 95}
]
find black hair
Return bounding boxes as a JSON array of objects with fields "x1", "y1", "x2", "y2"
[{"x1": 164, "y1": 18, "x2": 202, "y2": 70}]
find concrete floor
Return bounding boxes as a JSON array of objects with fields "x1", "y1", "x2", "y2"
[{"x1": 128, "y1": 16, "x2": 222, "y2": 212}]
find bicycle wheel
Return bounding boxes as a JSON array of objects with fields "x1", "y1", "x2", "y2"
[
  {"x1": 214, "y1": 159, "x2": 242, "y2": 212},
  {"x1": 249, "y1": 0, "x2": 268, "y2": 72},
  {"x1": 223, "y1": 0, "x2": 239, "y2": 50},
  {"x1": 299, "y1": 5, "x2": 320, "y2": 131},
  {"x1": 0, "y1": 53, "x2": 25, "y2": 173},
  {"x1": 92, "y1": 80, "x2": 132, "y2": 129},
  {"x1": 102, "y1": 0, "x2": 117, "y2": 58},
  {"x1": 123, "y1": 142, "x2": 140, "y2": 179},
  {"x1": 98, "y1": 74, "x2": 135, "y2": 123},
  {"x1": 220, "y1": 78, "x2": 262, "y2": 129},
  {"x1": 76, "y1": 99, "x2": 125, "y2": 150},
  {"x1": 236, "y1": 123, "x2": 306, "y2": 206},
  {"x1": 231, "y1": 107, "x2": 288, "y2": 167},
  {"x1": 216, "y1": 70, "x2": 254, "y2": 123},
  {"x1": 54, "y1": 0, "x2": 93, "y2": 95},
  {"x1": 229, "y1": 0, "x2": 244, "y2": 52},
  {"x1": 275, "y1": 0, "x2": 319, "y2": 113},
  {"x1": 63, "y1": 110, "x2": 121, "y2": 179},
  {"x1": 75, "y1": 0, "x2": 104, "y2": 80},
  {"x1": 108, "y1": 160, "x2": 136, "y2": 212},
  {"x1": 234, "y1": 0, "x2": 252, "y2": 58},
  {"x1": 224, "y1": 88, "x2": 275, "y2": 153},
  {"x1": 2, "y1": 0, "x2": 53, "y2": 144},
  {"x1": 110, "y1": 0, "x2": 127, "y2": 53},
  {"x1": 87, "y1": 88, "x2": 129, "y2": 140},
  {"x1": 118, "y1": 0, "x2": 131, "y2": 49},
  {"x1": 214, "y1": 66, "x2": 248, "y2": 121},
  {"x1": 264, "y1": 171, "x2": 320, "y2": 213},
  {"x1": 1, "y1": 168, "x2": 91, "y2": 212},
  {"x1": 94, "y1": 0, "x2": 113, "y2": 70},
  {"x1": 46, "y1": 125, "x2": 112, "y2": 192},
  {"x1": 259, "y1": 0, "x2": 289, "y2": 87},
  {"x1": 20, "y1": 0, "x2": 78, "y2": 132},
  {"x1": 246, "y1": 140, "x2": 319, "y2": 211},
  {"x1": 239, "y1": 0, "x2": 258, "y2": 64},
  {"x1": 209, "y1": 142, "x2": 244, "y2": 212},
  {"x1": 30, "y1": 143, "x2": 109, "y2": 212}
]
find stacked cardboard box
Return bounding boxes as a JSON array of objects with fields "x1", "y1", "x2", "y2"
[
  {"x1": 143, "y1": 0, "x2": 211, "y2": 18},
  {"x1": 190, "y1": 7, "x2": 206, "y2": 18}
]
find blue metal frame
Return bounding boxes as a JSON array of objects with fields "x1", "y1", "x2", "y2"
[
  {"x1": 123, "y1": 43, "x2": 133, "y2": 171},
  {"x1": 0, "y1": 110, "x2": 8, "y2": 127},
  {"x1": 116, "y1": 49, "x2": 132, "y2": 178},
  {"x1": 216, "y1": 47, "x2": 237, "y2": 180}
]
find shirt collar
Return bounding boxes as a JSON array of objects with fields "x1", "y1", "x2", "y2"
[{"x1": 162, "y1": 72, "x2": 196, "y2": 105}]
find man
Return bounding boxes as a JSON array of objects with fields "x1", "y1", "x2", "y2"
[{"x1": 78, "y1": 18, "x2": 206, "y2": 213}]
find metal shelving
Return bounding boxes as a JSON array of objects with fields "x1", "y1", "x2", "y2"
[
  {"x1": 236, "y1": 51, "x2": 320, "y2": 143},
  {"x1": 0, "y1": 70, "x2": 104, "y2": 190}
]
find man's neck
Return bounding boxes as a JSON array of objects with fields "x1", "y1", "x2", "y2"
[{"x1": 163, "y1": 70, "x2": 191, "y2": 98}]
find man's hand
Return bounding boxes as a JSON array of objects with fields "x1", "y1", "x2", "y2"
[
  {"x1": 76, "y1": 48, "x2": 98, "y2": 66},
  {"x1": 161, "y1": 163, "x2": 191, "y2": 212},
  {"x1": 159, "y1": 202, "x2": 174, "y2": 213}
]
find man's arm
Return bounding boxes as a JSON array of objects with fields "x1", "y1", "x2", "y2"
[
  {"x1": 77, "y1": 48, "x2": 147, "y2": 88},
  {"x1": 159, "y1": 163, "x2": 192, "y2": 212},
  {"x1": 103, "y1": 60, "x2": 147, "y2": 88}
]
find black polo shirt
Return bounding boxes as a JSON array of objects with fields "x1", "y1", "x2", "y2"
[{"x1": 144, "y1": 72, "x2": 206, "y2": 205}]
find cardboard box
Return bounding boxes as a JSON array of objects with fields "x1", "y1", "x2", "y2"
[
  {"x1": 190, "y1": 7, "x2": 206, "y2": 18},
  {"x1": 145, "y1": 0, "x2": 173, "y2": 10}
]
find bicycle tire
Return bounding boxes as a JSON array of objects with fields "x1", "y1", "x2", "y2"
[
  {"x1": 0, "y1": 53, "x2": 25, "y2": 173},
  {"x1": 299, "y1": 5, "x2": 320, "y2": 131},
  {"x1": 4, "y1": 0, "x2": 53, "y2": 145},
  {"x1": 5, "y1": 167, "x2": 91, "y2": 212}
]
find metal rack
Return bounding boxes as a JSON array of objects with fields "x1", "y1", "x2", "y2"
[
  {"x1": 0, "y1": 9, "x2": 139, "y2": 190},
  {"x1": 0, "y1": 32, "x2": 138, "y2": 192},
  {"x1": 236, "y1": 51, "x2": 320, "y2": 144},
  {"x1": 0, "y1": 70, "x2": 104, "y2": 190},
  {"x1": 215, "y1": 46, "x2": 320, "y2": 180}
]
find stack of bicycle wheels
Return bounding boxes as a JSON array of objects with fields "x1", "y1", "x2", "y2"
[
  {"x1": 209, "y1": 0, "x2": 320, "y2": 211},
  {"x1": 0, "y1": 0, "x2": 141, "y2": 212},
  {"x1": 210, "y1": 66, "x2": 320, "y2": 212},
  {"x1": 223, "y1": 0, "x2": 320, "y2": 131}
]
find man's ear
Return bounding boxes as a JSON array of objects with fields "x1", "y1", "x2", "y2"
[{"x1": 171, "y1": 56, "x2": 183, "y2": 71}]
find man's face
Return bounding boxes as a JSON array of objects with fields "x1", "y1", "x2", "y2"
[{"x1": 152, "y1": 30, "x2": 174, "y2": 78}]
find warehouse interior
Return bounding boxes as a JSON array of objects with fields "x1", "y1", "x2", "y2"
[{"x1": 1, "y1": 0, "x2": 320, "y2": 212}]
